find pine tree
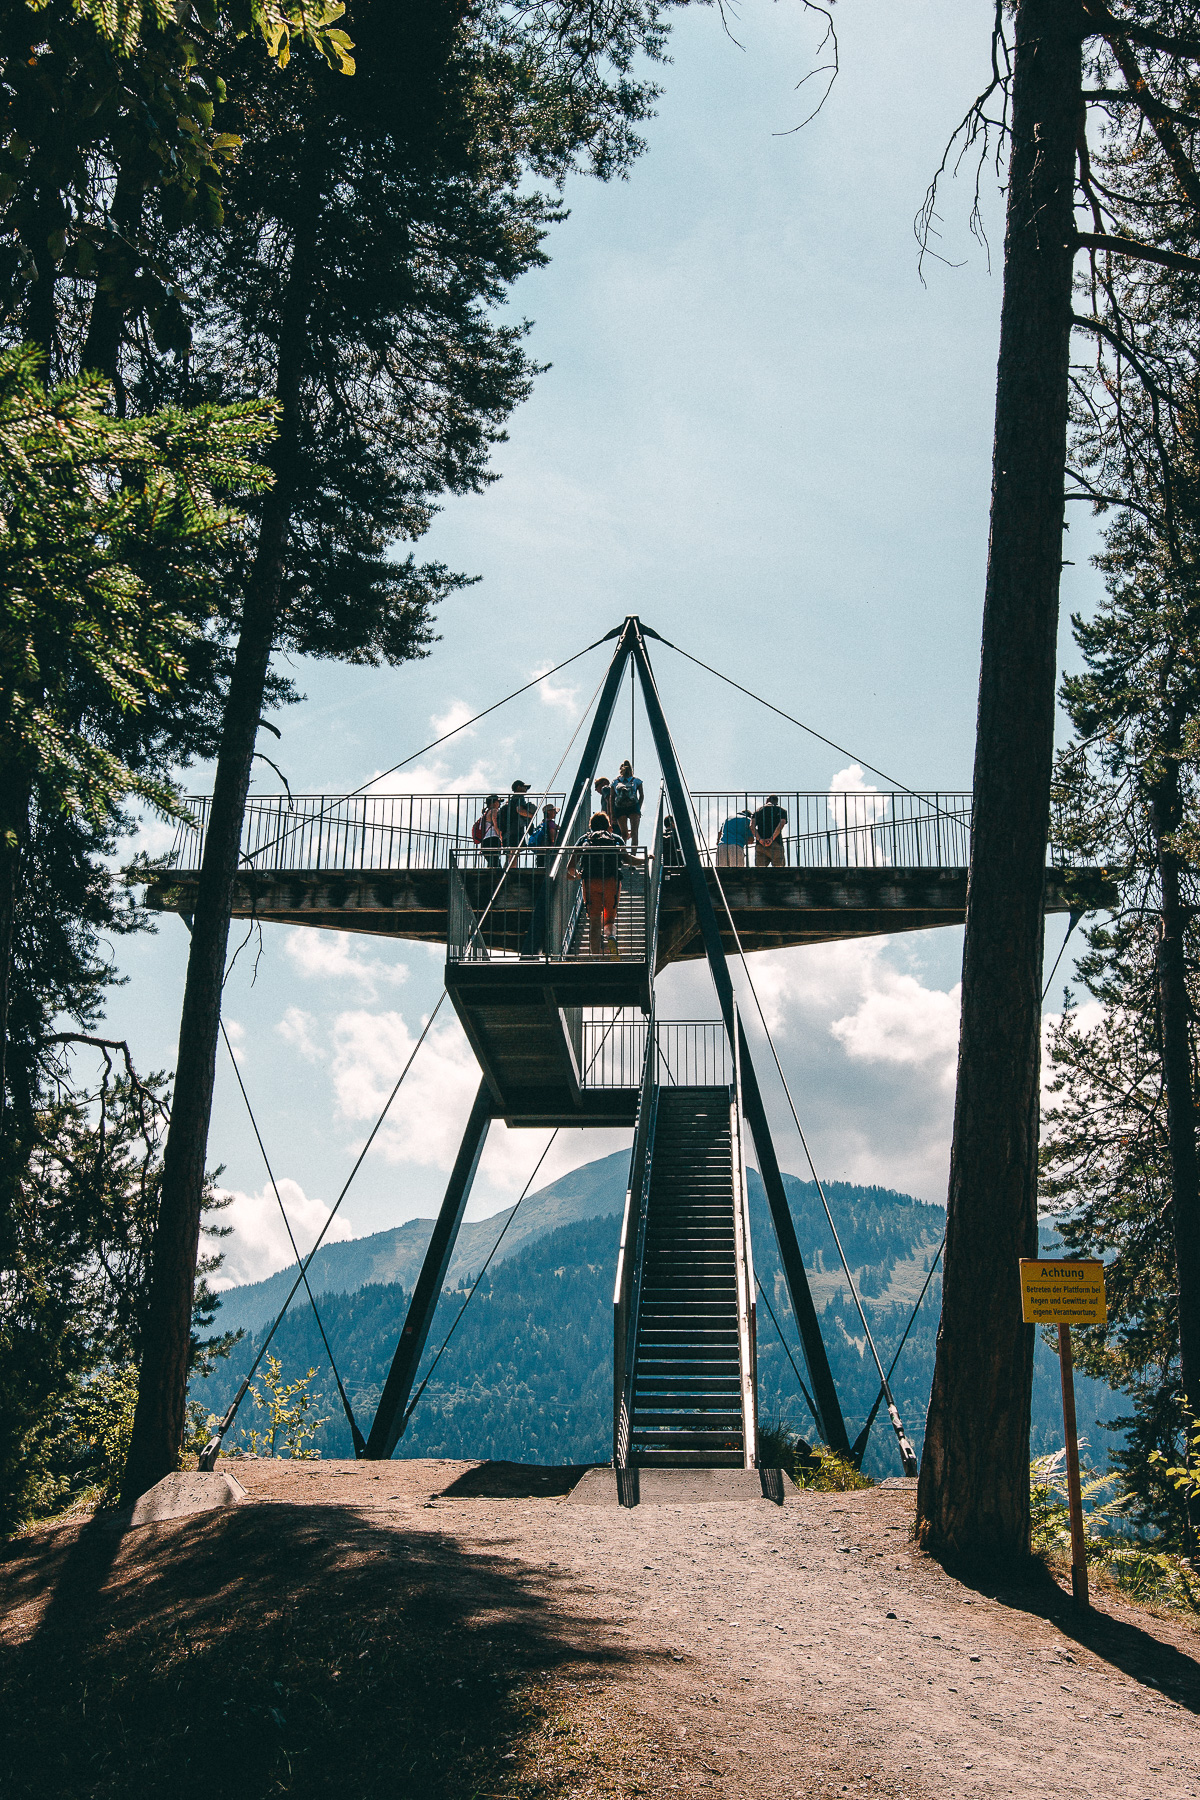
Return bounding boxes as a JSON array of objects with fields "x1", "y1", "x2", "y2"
[{"x1": 121, "y1": 0, "x2": 677, "y2": 1495}]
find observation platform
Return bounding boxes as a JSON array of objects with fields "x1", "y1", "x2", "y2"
[{"x1": 144, "y1": 787, "x2": 1103, "y2": 964}]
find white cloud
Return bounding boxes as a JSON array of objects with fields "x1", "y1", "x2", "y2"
[
  {"x1": 361, "y1": 755, "x2": 498, "y2": 797},
  {"x1": 831, "y1": 971, "x2": 960, "y2": 1085},
  {"x1": 213, "y1": 1177, "x2": 357, "y2": 1288},
  {"x1": 534, "y1": 665, "x2": 581, "y2": 712},
  {"x1": 223, "y1": 1017, "x2": 246, "y2": 1064},
  {"x1": 284, "y1": 929, "x2": 409, "y2": 1000},
  {"x1": 430, "y1": 698, "x2": 477, "y2": 740},
  {"x1": 277, "y1": 1005, "x2": 322, "y2": 1062}
]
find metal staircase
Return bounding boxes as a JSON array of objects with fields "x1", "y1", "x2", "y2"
[{"x1": 629, "y1": 1087, "x2": 755, "y2": 1466}]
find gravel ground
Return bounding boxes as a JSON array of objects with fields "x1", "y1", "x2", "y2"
[{"x1": 2, "y1": 1459, "x2": 1198, "y2": 1799}]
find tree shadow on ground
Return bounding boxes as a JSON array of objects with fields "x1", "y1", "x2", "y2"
[
  {"x1": 0, "y1": 1500, "x2": 634, "y2": 1800},
  {"x1": 949, "y1": 1556, "x2": 1200, "y2": 1714},
  {"x1": 439, "y1": 1461, "x2": 598, "y2": 1500}
]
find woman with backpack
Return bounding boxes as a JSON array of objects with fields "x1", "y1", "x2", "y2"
[
  {"x1": 611, "y1": 760, "x2": 644, "y2": 848},
  {"x1": 472, "y1": 794, "x2": 503, "y2": 868},
  {"x1": 569, "y1": 811, "x2": 629, "y2": 956}
]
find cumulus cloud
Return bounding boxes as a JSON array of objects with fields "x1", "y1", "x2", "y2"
[
  {"x1": 284, "y1": 928, "x2": 409, "y2": 1000},
  {"x1": 277, "y1": 1005, "x2": 322, "y2": 1061},
  {"x1": 223, "y1": 1017, "x2": 247, "y2": 1064},
  {"x1": 213, "y1": 1177, "x2": 357, "y2": 1288},
  {"x1": 534, "y1": 665, "x2": 581, "y2": 712}
]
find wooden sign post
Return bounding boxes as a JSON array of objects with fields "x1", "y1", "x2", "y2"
[{"x1": 1019, "y1": 1258, "x2": 1108, "y2": 1609}]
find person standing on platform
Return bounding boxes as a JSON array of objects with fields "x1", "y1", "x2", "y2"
[
  {"x1": 611, "y1": 760, "x2": 644, "y2": 849},
  {"x1": 717, "y1": 809, "x2": 752, "y2": 866},
  {"x1": 528, "y1": 803, "x2": 559, "y2": 867},
  {"x1": 499, "y1": 780, "x2": 536, "y2": 862},
  {"x1": 570, "y1": 811, "x2": 628, "y2": 956},
  {"x1": 473, "y1": 794, "x2": 503, "y2": 868},
  {"x1": 752, "y1": 795, "x2": 788, "y2": 867},
  {"x1": 594, "y1": 775, "x2": 616, "y2": 829}
]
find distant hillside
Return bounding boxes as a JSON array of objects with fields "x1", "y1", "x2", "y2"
[
  {"x1": 212, "y1": 1150, "x2": 631, "y2": 1338},
  {"x1": 197, "y1": 1152, "x2": 1129, "y2": 1476},
  {"x1": 196, "y1": 1156, "x2": 1125, "y2": 1479}
]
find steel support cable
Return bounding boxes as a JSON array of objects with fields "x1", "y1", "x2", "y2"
[
  {"x1": 656, "y1": 706, "x2": 919, "y2": 1473},
  {"x1": 654, "y1": 632, "x2": 970, "y2": 829},
  {"x1": 199, "y1": 990, "x2": 449, "y2": 1465},
  {"x1": 755, "y1": 1274, "x2": 821, "y2": 1434},
  {"x1": 400, "y1": 1131, "x2": 559, "y2": 1433},
  {"x1": 238, "y1": 635, "x2": 611, "y2": 869},
  {"x1": 754, "y1": 872, "x2": 1080, "y2": 1467},
  {"x1": 217, "y1": 1016, "x2": 365, "y2": 1454},
  {"x1": 853, "y1": 1235, "x2": 946, "y2": 1465}
]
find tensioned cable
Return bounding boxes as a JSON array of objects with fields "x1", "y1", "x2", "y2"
[
  {"x1": 755, "y1": 1274, "x2": 821, "y2": 1433},
  {"x1": 853, "y1": 1235, "x2": 946, "y2": 1464},
  {"x1": 655, "y1": 631, "x2": 967, "y2": 826},
  {"x1": 239, "y1": 636, "x2": 610, "y2": 869},
  {"x1": 846, "y1": 906, "x2": 1078, "y2": 1460},
  {"x1": 217, "y1": 1016, "x2": 364, "y2": 1453},
  {"x1": 652, "y1": 692, "x2": 918, "y2": 1471},
  {"x1": 400, "y1": 1131, "x2": 559, "y2": 1432},
  {"x1": 200, "y1": 990, "x2": 449, "y2": 1462}
]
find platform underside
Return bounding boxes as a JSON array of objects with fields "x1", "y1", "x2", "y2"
[{"x1": 146, "y1": 865, "x2": 1098, "y2": 964}]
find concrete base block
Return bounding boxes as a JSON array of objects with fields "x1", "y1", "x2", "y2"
[
  {"x1": 568, "y1": 1466, "x2": 796, "y2": 1507},
  {"x1": 128, "y1": 1470, "x2": 248, "y2": 1526}
]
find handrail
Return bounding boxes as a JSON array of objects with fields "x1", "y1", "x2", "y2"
[
  {"x1": 613, "y1": 1010, "x2": 658, "y2": 1468},
  {"x1": 446, "y1": 852, "x2": 489, "y2": 962},
  {"x1": 646, "y1": 786, "x2": 666, "y2": 975},
  {"x1": 158, "y1": 784, "x2": 1097, "y2": 879},
  {"x1": 730, "y1": 1007, "x2": 758, "y2": 1470}
]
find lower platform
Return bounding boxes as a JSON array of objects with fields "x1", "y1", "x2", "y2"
[{"x1": 568, "y1": 1467, "x2": 794, "y2": 1506}]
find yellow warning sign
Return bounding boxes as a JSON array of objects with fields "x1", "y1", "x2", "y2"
[{"x1": 1019, "y1": 1259, "x2": 1107, "y2": 1326}]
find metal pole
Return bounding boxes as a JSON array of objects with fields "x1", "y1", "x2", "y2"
[
  {"x1": 629, "y1": 623, "x2": 850, "y2": 1453},
  {"x1": 364, "y1": 1080, "x2": 493, "y2": 1459}
]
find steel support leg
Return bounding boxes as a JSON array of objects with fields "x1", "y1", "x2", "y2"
[
  {"x1": 364, "y1": 1080, "x2": 493, "y2": 1459},
  {"x1": 631, "y1": 625, "x2": 850, "y2": 1453}
]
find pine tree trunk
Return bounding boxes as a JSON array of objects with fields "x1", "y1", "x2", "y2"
[
  {"x1": 916, "y1": 0, "x2": 1082, "y2": 1562},
  {"x1": 121, "y1": 223, "x2": 314, "y2": 1500},
  {"x1": 0, "y1": 778, "x2": 28, "y2": 1136},
  {"x1": 1150, "y1": 771, "x2": 1200, "y2": 1438}
]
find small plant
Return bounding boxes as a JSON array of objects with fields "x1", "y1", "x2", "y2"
[
  {"x1": 230, "y1": 1355, "x2": 328, "y2": 1459},
  {"x1": 758, "y1": 1418, "x2": 873, "y2": 1491},
  {"x1": 1030, "y1": 1451, "x2": 1200, "y2": 1616}
]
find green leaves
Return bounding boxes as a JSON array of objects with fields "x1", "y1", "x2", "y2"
[{"x1": 0, "y1": 343, "x2": 277, "y2": 826}]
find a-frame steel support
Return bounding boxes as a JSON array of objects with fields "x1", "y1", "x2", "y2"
[
  {"x1": 364, "y1": 1080, "x2": 493, "y2": 1459},
  {"x1": 627, "y1": 621, "x2": 851, "y2": 1454},
  {"x1": 363, "y1": 616, "x2": 850, "y2": 1458}
]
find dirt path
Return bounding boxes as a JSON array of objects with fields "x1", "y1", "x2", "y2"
[{"x1": 2, "y1": 1461, "x2": 1197, "y2": 1799}]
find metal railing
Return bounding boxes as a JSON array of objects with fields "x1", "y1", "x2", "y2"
[
  {"x1": 655, "y1": 1020, "x2": 731, "y2": 1088},
  {"x1": 731, "y1": 1008, "x2": 758, "y2": 1470},
  {"x1": 614, "y1": 1011, "x2": 657, "y2": 1469},
  {"x1": 445, "y1": 845, "x2": 649, "y2": 964},
  {"x1": 165, "y1": 791, "x2": 568, "y2": 876},
  {"x1": 689, "y1": 790, "x2": 975, "y2": 871},
  {"x1": 166, "y1": 785, "x2": 1083, "y2": 878}
]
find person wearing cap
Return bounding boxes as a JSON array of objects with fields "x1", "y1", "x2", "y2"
[
  {"x1": 499, "y1": 780, "x2": 536, "y2": 853},
  {"x1": 717, "y1": 808, "x2": 753, "y2": 867},
  {"x1": 752, "y1": 795, "x2": 788, "y2": 868}
]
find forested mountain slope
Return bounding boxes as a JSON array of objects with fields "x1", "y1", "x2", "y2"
[{"x1": 201, "y1": 1156, "x2": 1122, "y2": 1477}]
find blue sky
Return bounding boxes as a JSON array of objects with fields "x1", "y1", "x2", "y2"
[{"x1": 103, "y1": 0, "x2": 1098, "y2": 1285}]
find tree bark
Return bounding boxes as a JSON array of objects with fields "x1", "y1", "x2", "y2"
[
  {"x1": 0, "y1": 777, "x2": 29, "y2": 1137},
  {"x1": 917, "y1": 0, "x2": 1083, "y2": 1562},
  {"x1": 121, "y1": 218, "x2": 314, "y2": 1500},
  {"x1": 1149, "y1": 766, "x2": 1200, "y2": 1442}
]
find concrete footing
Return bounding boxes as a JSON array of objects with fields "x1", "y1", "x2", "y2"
[{"x1": 568, "y1": 1466, "x2": 796, "y2": 1507}]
